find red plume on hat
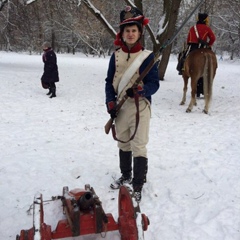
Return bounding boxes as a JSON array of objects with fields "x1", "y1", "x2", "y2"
[{"x1": 114, "y1": 6, "x2": 149, "y2": 46}]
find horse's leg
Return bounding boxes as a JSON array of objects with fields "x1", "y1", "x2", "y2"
[
  {"x1": 203, "y1": 77, "x2": 209, "y2": 114},
  {"x1": 180, "y1": 76, "x2": 188, "y2": 105},
  {"x1": 203, "y1": 54, "x2": 213, "y2": 114},
  {"x1": 186, "y1": 77, "x2": 197, "y2": 112}
]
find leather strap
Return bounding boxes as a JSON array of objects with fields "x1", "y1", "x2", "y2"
[
  {"x1": 111, "y1": 94, "x2": 140, "y2": 143},
  {"x1": 194, "y1": 25, "x2": 202, "y2": 48},
  {"x1": 118, "y1": 50, "x2": 151, "y2": 99}
]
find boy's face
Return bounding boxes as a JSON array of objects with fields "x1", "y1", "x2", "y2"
[{"x1": 122, "y1": 25, "x2": 141, "y2": 47}]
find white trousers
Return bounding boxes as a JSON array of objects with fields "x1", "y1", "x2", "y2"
[{"x1": 115, "y1": 98, "x2": 151, "y2": 158}]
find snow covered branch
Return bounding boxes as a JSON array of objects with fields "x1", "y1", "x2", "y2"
[
  {"x1": 156, "y1": 14, "x2": 168, "y2": 39},
  {"x1": 82, "y1": 0, "x2": 116, "y2": 38},
  {"x1": 0, "y1": 0, "x2": 7, "y2": 11},
  {"x1": 0, "y1": 0, "x2": 37, "y2": 11},
  {"x1": 24, "y1": 0, "x2": 37, "y2": 4}
]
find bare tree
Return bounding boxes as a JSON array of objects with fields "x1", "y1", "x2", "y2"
[
  {"x1": 156, "y1": 0, "x2": 182, "y2": 80},
  {"x1": 213, "y1": 0, "x2": 240, "y2": 59},
  {"x1": 0, "y1": 0, "x2": 239, "y2": 61},
  {"x1": 83, "y1": 0, "x2": 179, "y2": 75}
]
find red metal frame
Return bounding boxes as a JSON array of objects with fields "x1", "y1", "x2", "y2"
[{"x1": 16, "y1": 184, "x2": 149, "y2": 240}]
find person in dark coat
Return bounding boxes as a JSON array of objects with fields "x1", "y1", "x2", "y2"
[
  {"x1": 177, "y1": 13, "x2": 216, "y2": 97},
  {"x1": 41, "y1": 41, "x2": 59, "y2": 98}
]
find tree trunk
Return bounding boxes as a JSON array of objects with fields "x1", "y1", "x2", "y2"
[{"x1": 157, "y1": 0, "x2": 182, "y2": 80}]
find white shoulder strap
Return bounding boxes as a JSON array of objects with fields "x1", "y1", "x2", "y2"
[
  {"x1": 118, "y1": 50, "x2": 151, "y2": 97},
  {"x1": 194, "y1": 25, "x2": 200, "y2": 39}
]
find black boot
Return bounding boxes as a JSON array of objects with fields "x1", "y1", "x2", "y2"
[
  {"x1": 132, "y1": 157, "x2": 148, "y2": 203},
  {"x1": 176, "y1": 57, "x2": 185, "y2": 75},
  {"x1": 197, "y1": 77, "x2": 204, "y2": 97},
  {"x1": 144, "y1": 159, "x2": 148, "y2": 183},
  {"x1": 110, "y1": 150, "x2": 132, "y2": 189},
  {"x1": 46, "y1": 88, "x2": 51, "y2": 95},
  {"x1": 49, "y1": 87, "x2": 56, "y2": 98}
]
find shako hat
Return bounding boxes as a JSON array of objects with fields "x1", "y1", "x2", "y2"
[
  {"x1": 114, "y1": 6, "x2": 149, "y2": 46},
  {"x1": 197, "y1": 13, "x2": 209, "y2": 24},
  {"x1": 119, "y1": 6, "x2": 149, "y2": 29}
]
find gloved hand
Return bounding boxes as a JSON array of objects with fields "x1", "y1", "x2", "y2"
[
  {"x1": 126, "y1": 85, "x2": 145, "y2": 98},
  {"x1": 107, "y1": 101, "x2": 117, "y2": 119}
]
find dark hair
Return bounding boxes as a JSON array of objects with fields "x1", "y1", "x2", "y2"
[{"x1": 120, "y1": 21, "x2": 142, "y2": 33}]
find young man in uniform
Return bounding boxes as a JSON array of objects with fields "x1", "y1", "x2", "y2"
[{"x1": 105, "y1": 6, "x2": 160, "y2": 202}]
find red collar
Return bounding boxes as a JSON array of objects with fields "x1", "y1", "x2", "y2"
[{"x1": 121, "y1": 42, "x2": 143, "y2": 53}]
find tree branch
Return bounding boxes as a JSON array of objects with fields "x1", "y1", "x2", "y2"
[
  {"x1": 0, "y1": 0, "x2": 8, "y2": 11},
  {"x1": 82, "y1": 0, "x2": 116, "y2": 38}
]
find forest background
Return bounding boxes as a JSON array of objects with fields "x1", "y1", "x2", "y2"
[{"x1": 0, "y1": 0, "x2": 239, "y2": 79}]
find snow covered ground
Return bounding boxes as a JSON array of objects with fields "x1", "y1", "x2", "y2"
[{"x1": 0, "y1": 51, "x2": 239, "y2": 240}]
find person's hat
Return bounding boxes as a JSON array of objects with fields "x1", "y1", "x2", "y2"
[
  {"x1": 114, "y1": 6, "x2": 149, "y2": 46},
  {"x1": 42, "y1": 41, "x2": 51, "y2": 49},
  {"x1": 119, "y1": 6, "x2": 149, "y2": 28},
  {"x1": 197, "y1": 13, "x2": 209, "y2": 24}
]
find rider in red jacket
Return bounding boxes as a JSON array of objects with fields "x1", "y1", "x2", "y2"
[
  {"x1": 177, "y1": 13, "x2": 216, "y2": 97},
  {"x1": 187, "y1": 13, "x2": 216, "y2": 52}
]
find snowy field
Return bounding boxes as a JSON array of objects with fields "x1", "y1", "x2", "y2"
[{"x1": 0, "y1": 51, "x2": 239, "y2": 240}]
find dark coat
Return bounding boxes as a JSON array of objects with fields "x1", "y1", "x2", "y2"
[{"x1": 41, "y1": 48, "x2": 59, "y2": 85}]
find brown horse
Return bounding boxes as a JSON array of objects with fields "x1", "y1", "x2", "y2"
[{"x1": 179, "y1": 48, "x2": 217, "y2": 114}]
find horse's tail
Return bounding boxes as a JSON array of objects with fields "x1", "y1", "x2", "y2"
[{"x1": 203, "y1": 52, "x2": 214, "y2": 106}]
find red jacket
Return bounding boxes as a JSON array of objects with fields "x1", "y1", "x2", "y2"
[{"x1": 187, "y1": 24, "x2": 216, "y2": 46}]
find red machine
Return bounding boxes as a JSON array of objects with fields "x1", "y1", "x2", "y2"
[{"x1": 16, "y1": 184, "x2": 149, "y2": 240}]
